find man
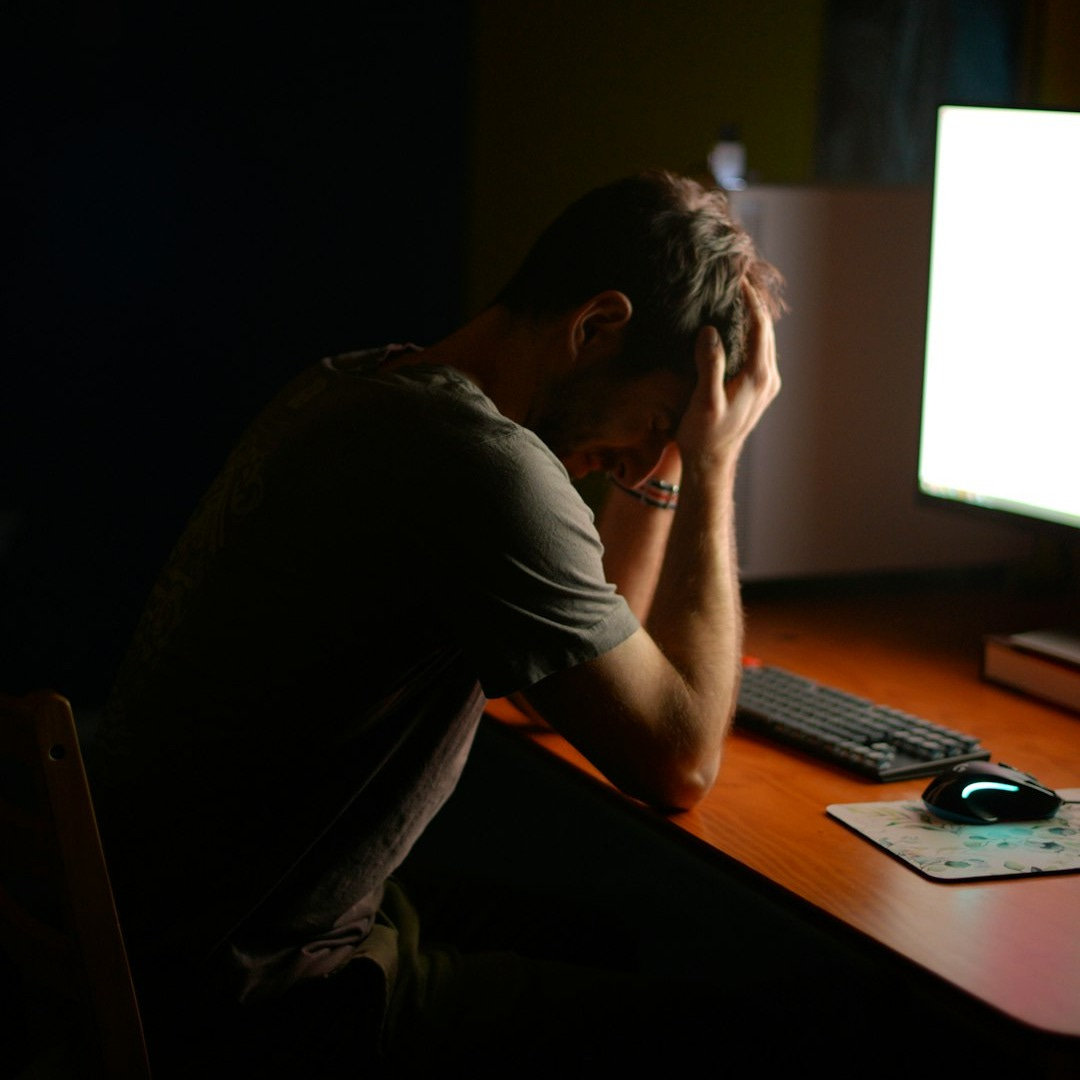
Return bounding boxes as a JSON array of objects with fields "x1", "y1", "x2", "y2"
[{"x1": 88, "y1": 169, "x2": 784, "y2": 1075}]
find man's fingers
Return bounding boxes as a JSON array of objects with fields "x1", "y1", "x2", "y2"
[
  {"x1": 694, "y1": 324, "x2": 725, "y2": 396},
  {"x1": 740, "y1": 282, "x2": 781, "y2": 397}
]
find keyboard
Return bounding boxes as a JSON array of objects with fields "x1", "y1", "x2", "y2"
[{"x1": 735, "y1": 661, "x2": 990, "y2": 781}]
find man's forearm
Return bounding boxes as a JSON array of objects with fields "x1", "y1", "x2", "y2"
[
  {"x1": 645, "y1": 457, "x2": 744, "y2": 743},
  {"x1": 596, "y1": 481, "x2": 677, "y2": 621}
]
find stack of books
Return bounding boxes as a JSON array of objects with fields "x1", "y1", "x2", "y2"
[{"x1": 982, "y1": 628, "x2": 1080, "y2": 715}]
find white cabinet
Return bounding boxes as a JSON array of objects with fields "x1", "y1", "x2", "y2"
[{"x1": 729, "y1": 185, "x2": 1029, "y2": 580}]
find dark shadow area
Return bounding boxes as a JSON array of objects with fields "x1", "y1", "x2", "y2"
[
  {"x1": 816, "y1": 0, "x2": 1026, "y2": 183},
  {"x1": 2, "y1": 4, "x2": 471, "y2": 708}
]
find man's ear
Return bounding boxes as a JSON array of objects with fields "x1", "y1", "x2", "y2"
[{"x1": 569, "y1": 290, "x2": 633, "y2": 364}]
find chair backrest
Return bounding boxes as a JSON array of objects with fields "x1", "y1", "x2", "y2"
[{"x1": 0, "y1": 689, "x2": 151, "y2": 1078}]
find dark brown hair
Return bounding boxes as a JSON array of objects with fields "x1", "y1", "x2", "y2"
[{"x1": 493, "y1": 169, "x2": 785, "y2": 379}]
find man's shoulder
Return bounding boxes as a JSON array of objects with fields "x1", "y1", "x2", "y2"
[
  {"x1": 267, "y1": 345, "x2": 570, "y2": 505},
  {"x1": 321, "y1": 347, "x2": 541, "y2": 452},
  {"x1": 321, "y1": 343, "x2": 420, "y2": 375}
]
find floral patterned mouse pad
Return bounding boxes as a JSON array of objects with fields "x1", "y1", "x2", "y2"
[{"x1": 826, "y1": 789, "x2": 1080, "y2": 881}]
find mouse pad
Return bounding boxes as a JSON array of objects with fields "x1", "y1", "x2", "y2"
[{"x1": 826, "y1": 788, "x2": 1080, "y2": 881}]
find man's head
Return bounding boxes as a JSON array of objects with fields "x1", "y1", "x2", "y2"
[{"x1": 493, "y1": 169, "x2": 784, "y2": 384}]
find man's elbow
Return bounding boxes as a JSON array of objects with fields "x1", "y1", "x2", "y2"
[{"x1": 644, "y1": 747, "x2": 723, "y2": 812}]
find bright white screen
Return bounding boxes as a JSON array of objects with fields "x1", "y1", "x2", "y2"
[{"x1": 917, "y1": 105, "x2": 1080, "y2": 531}]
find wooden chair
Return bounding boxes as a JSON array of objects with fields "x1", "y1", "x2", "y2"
[{"x1": 0, "y1": 689, "x2": 151, "y2": 1078}]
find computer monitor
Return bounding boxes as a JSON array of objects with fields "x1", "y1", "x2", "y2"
[{"x1": 916, "y1": 103, "x2": 1080, "y2": 543}]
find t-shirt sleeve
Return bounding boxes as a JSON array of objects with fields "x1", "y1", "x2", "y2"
[{"x1": 407, "y1": 415, "x2": 639, "y2": 699}]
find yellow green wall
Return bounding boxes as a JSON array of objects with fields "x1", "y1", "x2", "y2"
[
  {"x1": 1035, "y1": 0, "x2": 1080, "y2": 104},
  {"x1": 465, "y1": 0, "x2": 827, "y2": 314}
]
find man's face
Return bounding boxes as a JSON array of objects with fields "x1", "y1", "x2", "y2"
[{"x1": 531, "y1": 362, "x2": 693, "y2": 485}]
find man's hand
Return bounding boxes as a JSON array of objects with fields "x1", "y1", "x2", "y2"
[{"x1": 676, "y1": 284, "x2": 780, "y2": 482}]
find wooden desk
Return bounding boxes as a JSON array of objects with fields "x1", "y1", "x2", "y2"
[{"x1": 484, "y1": 575, "x2": 1080, "y2": 1064}]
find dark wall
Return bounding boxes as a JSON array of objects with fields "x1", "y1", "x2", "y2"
[
  {"x1": 815, "y1": 0, "x2": 1027, "y2": 184},
  {"x1": 2, "y1": 5, "x2": 471, "y2": 708}
]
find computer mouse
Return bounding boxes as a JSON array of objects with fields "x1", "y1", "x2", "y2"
[{"x1": 921, "y1": 761, "x2": 1063, "y2": 825}]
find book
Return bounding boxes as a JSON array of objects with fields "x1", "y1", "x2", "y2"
[{"x1": 982, "y1": 628, "x2": 1080, "y2": 715}]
